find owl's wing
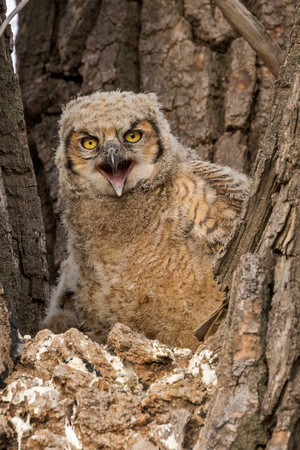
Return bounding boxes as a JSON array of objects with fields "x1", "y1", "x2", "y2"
[
  {"x1": 190, "y1": 160, "x2": 250, "y2": 208},
  {"x1": 182, "y1": 160, "x2": 250, "y2": 251}
]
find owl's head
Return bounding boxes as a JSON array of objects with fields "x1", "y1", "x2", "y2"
[{"x1": 57, "y1": 91, "x2": 184, "y2": 197}]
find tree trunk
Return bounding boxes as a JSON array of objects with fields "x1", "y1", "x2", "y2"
[
  {"x1": 0, "y1": 0, "x2": 48, "y2": 341},
  {"x1": 16, "y1": 0, "x2": 296, "y2": 281},
  {"x1": 199, "y1": 4, "x2": 300, "y2": 446}
]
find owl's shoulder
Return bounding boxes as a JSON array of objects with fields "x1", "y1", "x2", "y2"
[
  {"x1": 177, "y1": 159, "x2": 250, "y2": 206},
  {"x1": 172, "y1": 159, "x2": 251, "y2": 247}
]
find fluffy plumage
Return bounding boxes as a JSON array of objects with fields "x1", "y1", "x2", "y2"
[{"x1": 42, "y1": 91, "x2": 250, "y2": 350}]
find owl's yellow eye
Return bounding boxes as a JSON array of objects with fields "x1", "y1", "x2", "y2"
[
  {"x1": 81, "y1": 137, "x2": 98, "y2": 149},
  {"x1": 124, "y1": 130, "x2": 142, "y2": 143}
]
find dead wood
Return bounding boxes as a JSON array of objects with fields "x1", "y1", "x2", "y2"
[{"x1": 214, "y1": 0, "x2": 285, "y2": 77}]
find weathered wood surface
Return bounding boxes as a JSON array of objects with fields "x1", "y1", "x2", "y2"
[
  {"x1": 0, "y1": 284, "x2": 14, "y2": 389},
  {"x1": 0, "y1": 0, "x2": 48, "y2": 335},
  {"x1": 199, "y1": 4, "x2": 300, "y2": 446},
  {"x1": 214, "y1": 0, "x2": 284, "y2": 77}
]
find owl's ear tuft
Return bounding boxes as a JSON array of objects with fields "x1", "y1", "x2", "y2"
[
  {"x1": 145, "y1": 92, "x2": 161, "y2": 107},
  {"x1": 141, "y1": 92, "x2": 164, "y2": 117},
  {"x1": 145, "y1": 92, "x2": 159, "y2": 102}
]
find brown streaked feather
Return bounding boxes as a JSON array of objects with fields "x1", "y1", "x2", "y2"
[
  {"x1": 190, "y1": 160, "x2": 250, "y2": 201},
  {"x1": 176, "y1": 161, "x2": 250, "y2": 252}
]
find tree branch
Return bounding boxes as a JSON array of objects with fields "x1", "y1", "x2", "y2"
[
  {"x1": 213, "y1": 0, "x2": 285, "y2": 77},
  {"x1": 0, "y1": 0, "x2": 31, "y2": 38}
]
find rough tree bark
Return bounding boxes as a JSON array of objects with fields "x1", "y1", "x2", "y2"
[
  {"x1": 0, "y1": 0, "x2": 48, "y2": 342},
  {"x1": 198, "y1": 5, "x2": 300, "y2": 446},
  {"x1": 16, "y1": 0, "x2": 296, "y2": 282},
  {"x1": 199, "y1": 8, "x2": 300, "y2": 449}
]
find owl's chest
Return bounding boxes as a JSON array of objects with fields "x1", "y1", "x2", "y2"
[
  {"x1": 68, "y1": 190, "x2": 216, "y2": 323},
  {"x1": 69, "y1": 189, "x2": 192, "y2": 269},
  {"x1": 87, "y1": 217, "x2": 205, "y2": 303}
]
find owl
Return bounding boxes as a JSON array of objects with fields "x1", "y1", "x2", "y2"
[{"x1": 42, "y1": 91, "x2": 250, "y2": 351}]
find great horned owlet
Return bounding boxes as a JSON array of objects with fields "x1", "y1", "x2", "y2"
[{"x1": 42, "y1": 91, "x2": 249, "y2": 350}]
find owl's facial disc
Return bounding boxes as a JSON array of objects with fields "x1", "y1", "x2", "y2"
[{"x1": 96, "y1": 141, "x2": 135, "y2": 196}]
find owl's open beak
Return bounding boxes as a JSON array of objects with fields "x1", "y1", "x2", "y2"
[{"x1": 96, "y1": 143, "x2": 135, "y2": 196}]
